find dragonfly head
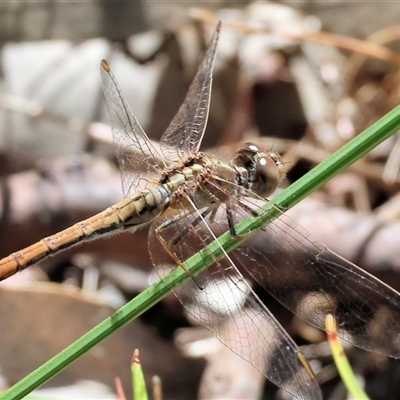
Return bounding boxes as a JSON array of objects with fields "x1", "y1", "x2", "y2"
[{"x1": 233, "y1": 143, "x2": 285, "y2": 198}]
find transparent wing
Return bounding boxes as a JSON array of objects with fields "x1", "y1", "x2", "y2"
[
  {"x1": 100, "y1": 60, "x2": 166, "y2": 197},
  {"x1": 148, "y1": 202, "x2": 322, "y2": 400},
  {"x1": 231, "y1": 202, "x2": 400, "y2": 357},
  {"x1": 159, "y1": 23, "x2": 220, "y2": 162},
  {"x1": 149, "y1": 175, "x2": 400, "y2": 397}
]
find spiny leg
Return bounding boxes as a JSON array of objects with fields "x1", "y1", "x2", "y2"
[
  {"x1": 155, "y1": 208, "x2": 213, "y2": 285},
  {"x1": 173, "y1": 208, "x2": 214, "y2": 246},
  {"x1": 226, "y1": 200, "x2": 264, "y2": 238},
  {"x1": 226, "y1": 206, "x2": 237, "y2": 237},
  {"x1": 204, "y1": 179, "x2": 263, "y2": 236}
]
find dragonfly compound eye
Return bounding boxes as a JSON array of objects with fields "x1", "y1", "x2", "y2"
[{"x1": 233, "y1": 142, "x2": 284, "y2": 198}]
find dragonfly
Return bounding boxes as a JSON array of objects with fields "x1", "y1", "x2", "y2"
[{"x1": 2, "y1": 22, "x2": 400, "y2": 399}]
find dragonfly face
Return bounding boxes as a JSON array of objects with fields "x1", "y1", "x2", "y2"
[
  {"x1": 233, "y1": 142, "x2": 285, "y2": 198},
  {"x1": 2, "y1": 21, "x2": 400, "y2": 400}
]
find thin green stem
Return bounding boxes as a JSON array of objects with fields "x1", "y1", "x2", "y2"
[
  {"x1": 1, "y1": 105, "x2": 400, "y2": 400},
  {"x1": 326, "y1": 315, "x2": 370, "y2": 400}
]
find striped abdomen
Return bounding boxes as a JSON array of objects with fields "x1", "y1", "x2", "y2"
[{"x1": 0, "y1": 185, "x2": 170, "y2": 281}]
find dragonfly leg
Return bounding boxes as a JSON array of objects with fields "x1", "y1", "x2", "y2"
[
  {"x1": 155, "y1": 225, "x2": 193, "y2": 278},
  {"x1": 155, "y1": 209, "x2": 212, "y2": 284},
  {"x1": 226, "y1": 206, "x2": 238, "y2": 237},
  {"x1": 226, "y1": 201, "x2": 265, "y2": 237},
  {"x1": 173, "y1": 209, "x2": 213, "y2": 245}
]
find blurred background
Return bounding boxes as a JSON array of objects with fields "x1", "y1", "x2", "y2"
[{"x1": 1, "y1": 1, "x2": 400, "y2": 399}]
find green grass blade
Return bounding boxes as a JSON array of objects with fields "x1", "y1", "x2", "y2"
[
  {"x1": 1, "y1": 105, "x2": 400, "y2": 400},
  {"x1": 326, "y1": 314, "x2": 370, "y2": 400},
  {"x1": 132, "y1": 350, "x2": 149, "y2": 400}
]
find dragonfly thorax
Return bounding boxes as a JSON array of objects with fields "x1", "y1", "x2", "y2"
[{"x1": 233, "y1": 142, "x2": 284, "y2": 199}]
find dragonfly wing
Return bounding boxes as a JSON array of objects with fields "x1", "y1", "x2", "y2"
[
  {"x1": 148, "y1": 204, "x2": 322, "y2": 400},
  {"x1": 159, "y1": 23, "x2": 220, "y2": 162},
  {"x1": 100, "y1": 60, "x2": 165, "y2": 197},
  {"x1": 231, "y1": 196, "x2": 400, "y2": 358}
]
